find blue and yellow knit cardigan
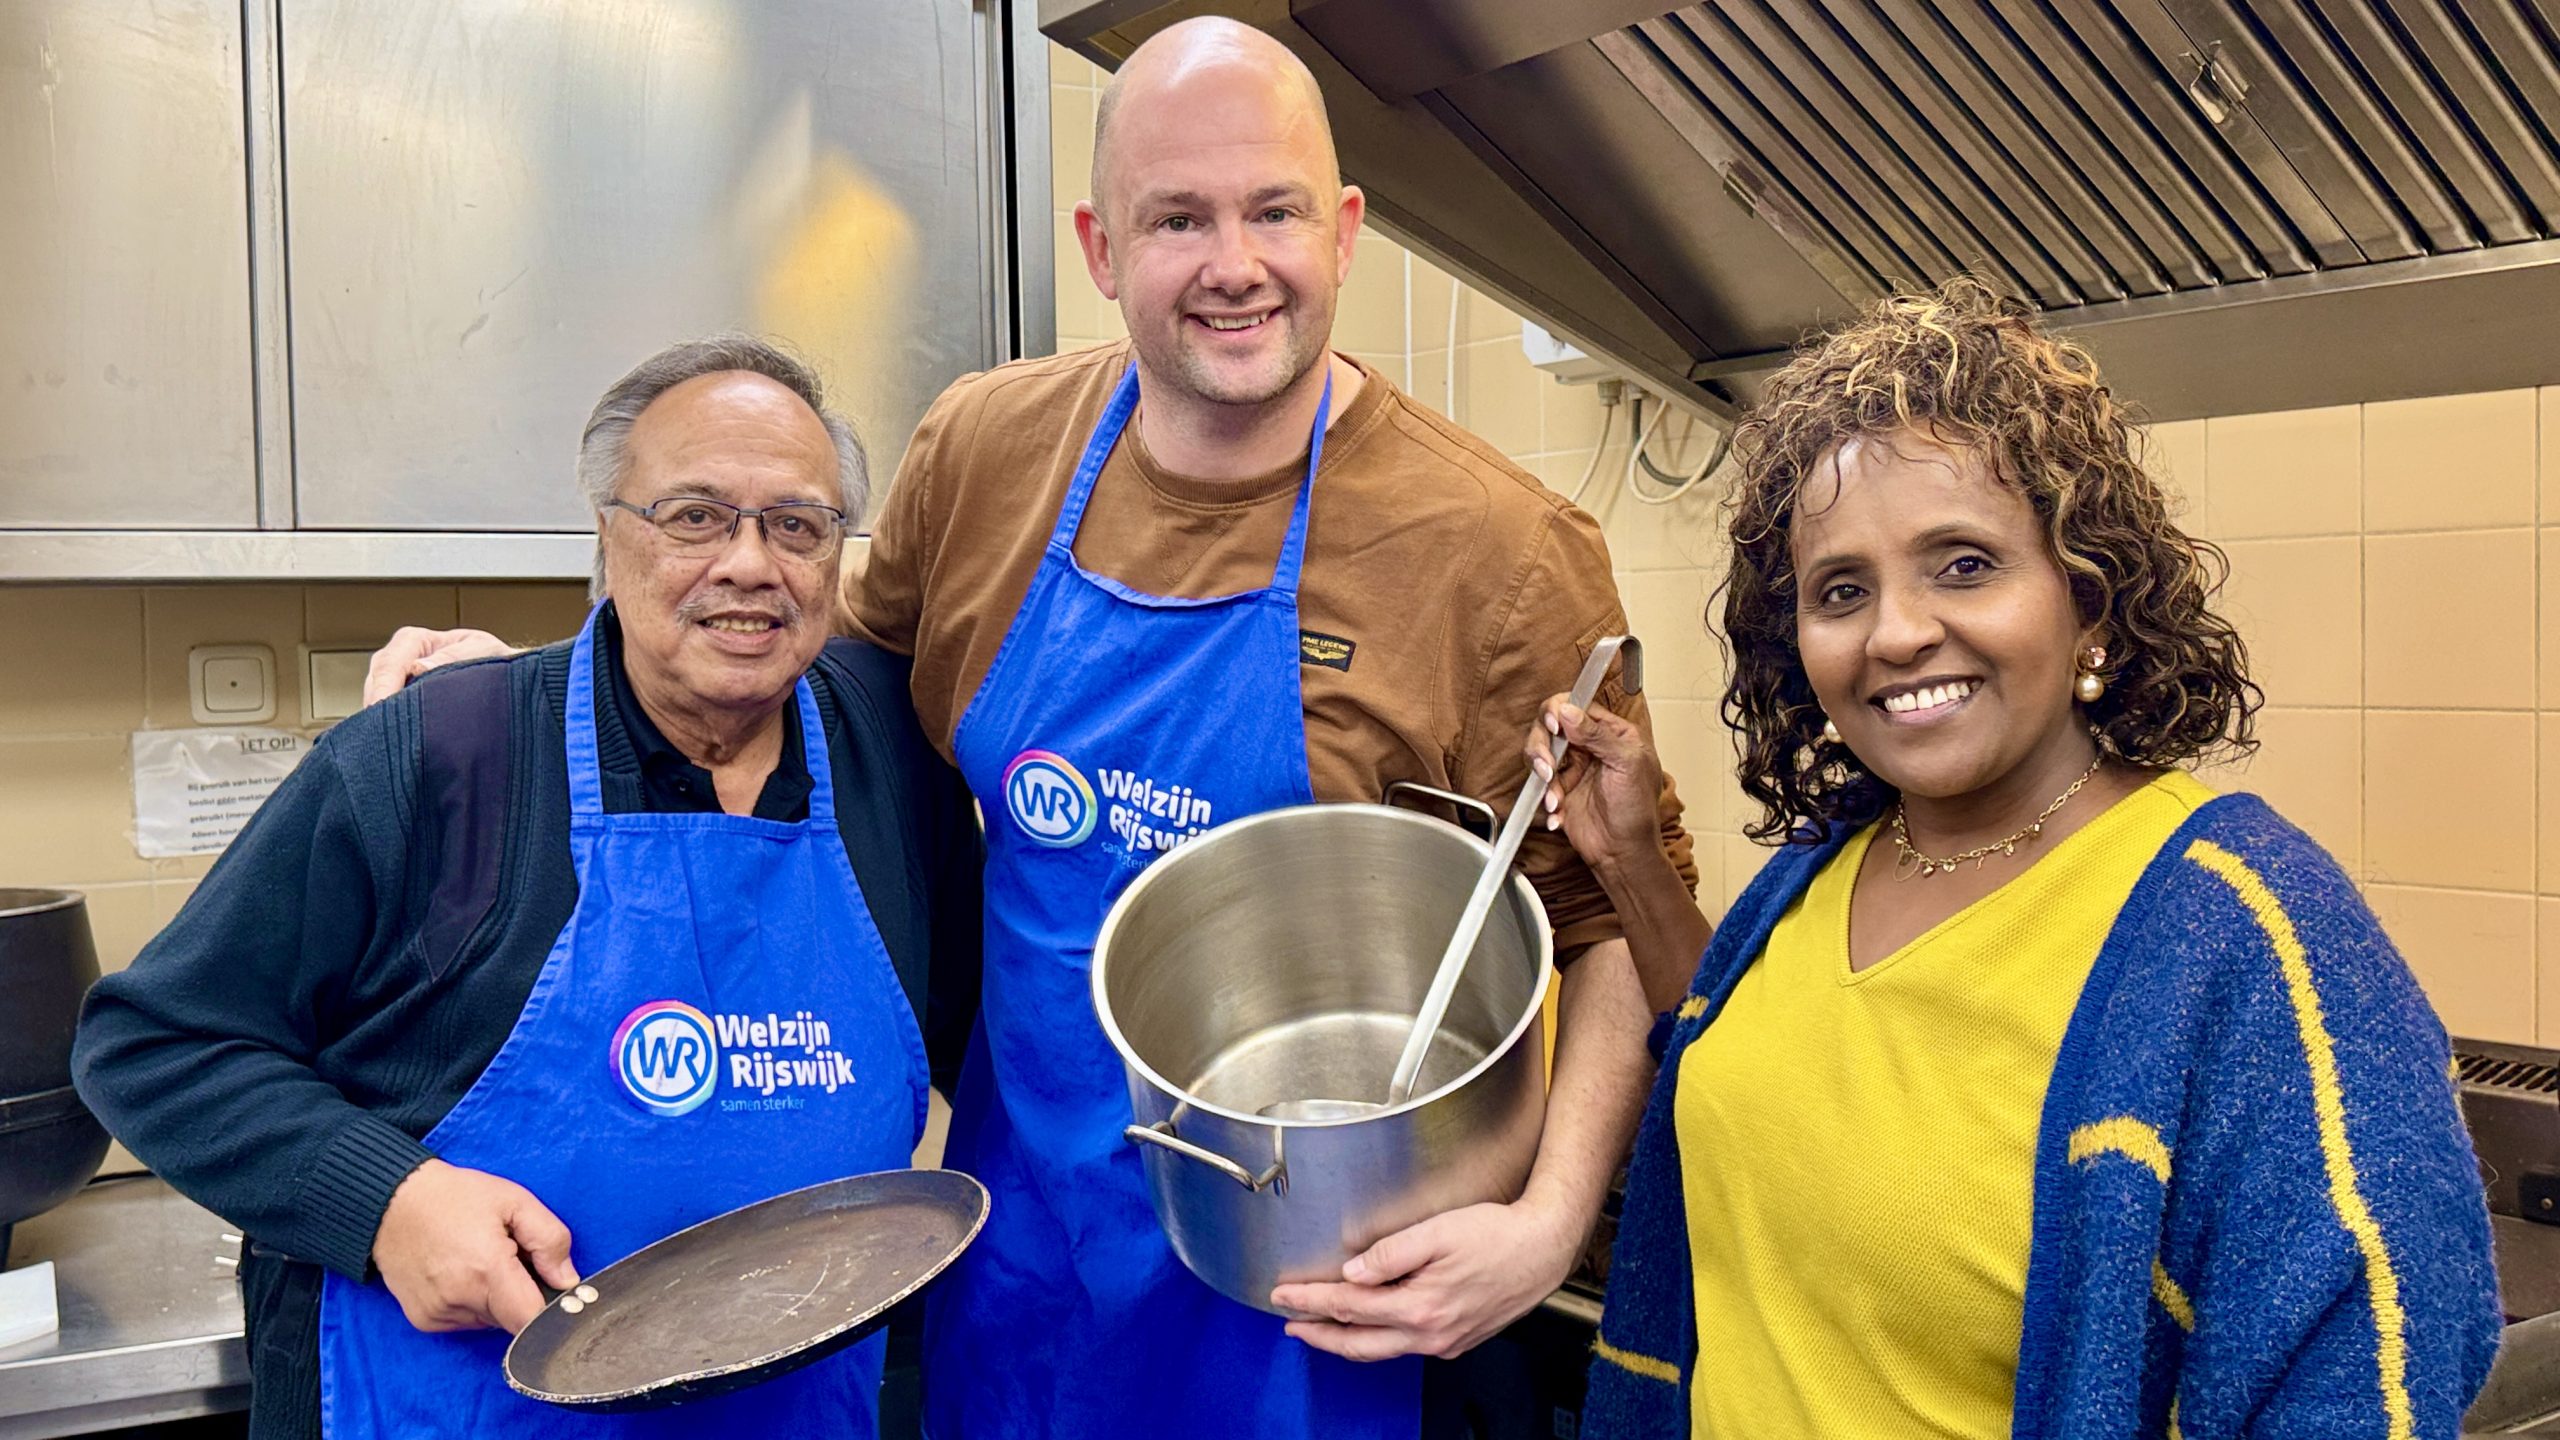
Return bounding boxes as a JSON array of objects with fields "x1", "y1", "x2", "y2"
[{"x1": 1583, "y1": 792, "x2": 2503, "y2": 1439}]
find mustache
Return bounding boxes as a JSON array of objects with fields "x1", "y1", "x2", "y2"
[{"x1": 673, "y1": 589, "x2": 803, "y2": 628}]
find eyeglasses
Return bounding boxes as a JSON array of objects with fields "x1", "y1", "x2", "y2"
[{"x1": 602, "y1": 496, "x2": 849, "y2": 563}]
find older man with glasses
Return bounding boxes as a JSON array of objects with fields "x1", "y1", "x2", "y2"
[{"x1": 72, "y1": 337, "x2": 983, "y2": 1440}]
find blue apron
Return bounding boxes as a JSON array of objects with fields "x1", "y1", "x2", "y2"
[
  {"x1": 926, "y1": 364, "x2": 1421, "y2": 1437},
  {"x1": 318, "y1": 610, "x2": 929, "y2": 1437}
]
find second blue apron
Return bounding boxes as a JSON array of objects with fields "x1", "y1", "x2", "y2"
[
  {"x1": 927, "y1": 364, "x2": 1421, "y2": 1437},
  {"x1": 317, "y1": 611, "x2": 930, "y2": 1437}
]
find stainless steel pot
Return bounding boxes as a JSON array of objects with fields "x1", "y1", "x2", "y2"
[{"x1": 1092, "y1": 796, "x2": 1550, "y2": 1314}]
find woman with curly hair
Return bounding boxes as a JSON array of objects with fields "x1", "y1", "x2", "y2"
[{"x1": 1531, "y1": 279, "x2": 2499, "y2": 1438}]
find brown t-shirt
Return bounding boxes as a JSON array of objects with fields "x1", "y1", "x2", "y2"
[{"x1": 842, "y1": 342, "x2": 1695, "y2": 952}]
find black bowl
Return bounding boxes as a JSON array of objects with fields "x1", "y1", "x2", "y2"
[{"x1": 0, "y1": 889, "x2": 112, "y2": 1240}]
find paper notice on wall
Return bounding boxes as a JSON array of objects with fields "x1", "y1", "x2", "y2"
[{"x1": 131, "y1": 728, "x2": 313, "y2": 859}]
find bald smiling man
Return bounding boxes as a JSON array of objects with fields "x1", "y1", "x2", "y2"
[{"x1": 365, "y1": 18, "x2": 1697, "y2": 1437}]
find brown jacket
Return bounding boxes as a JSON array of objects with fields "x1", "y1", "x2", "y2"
[{"x1": 842, "y1": 342, "x2": 1694, "y2": 952}]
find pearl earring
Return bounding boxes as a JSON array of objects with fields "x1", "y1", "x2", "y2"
[
  {"x1": 2075, "y1": 645, "x2": 2107, "y2": 704},
  {"x1": 1820, "y1": 716, "x2": 1842, "y2": 745}
]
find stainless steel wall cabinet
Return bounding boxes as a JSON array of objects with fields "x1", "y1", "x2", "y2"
[{"x1": 0, "y1": 0, "x2": 1046, "y2": 579}]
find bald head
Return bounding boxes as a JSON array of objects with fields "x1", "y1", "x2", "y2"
[{"x1": 1090, "y1": 17, "x2": 1338, "y2": 220}]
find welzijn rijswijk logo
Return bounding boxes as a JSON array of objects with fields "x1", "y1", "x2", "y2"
[
  {"x1": 613, "y1": 1000, "x2": 859, "y2": 1116},
  {"x1": 1004, "y1": 750, "x2": 1097, "y2": 848},
  {"x1": 612, "y1": 1000, "x2": 720, "y2": 1116}
]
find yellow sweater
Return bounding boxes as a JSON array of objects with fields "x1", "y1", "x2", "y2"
[{"x1": 1677, "y1": 771, "x2": 2214, "y2": 1438}]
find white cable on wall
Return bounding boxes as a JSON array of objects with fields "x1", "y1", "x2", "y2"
[
  {"x1": 1445, "y1": 278, "x2": 1463, "y2": 418},
  {"x1": 1622, "y1": 391, "x2": 1731, "y2": 506},
  {"x1": 1562, "y1": 399, "x2": 1618, "y2": 507}
]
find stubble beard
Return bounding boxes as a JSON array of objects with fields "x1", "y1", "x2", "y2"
[{"x1": 1142, "y1": 298, "x2": 1334, "y2": 410}]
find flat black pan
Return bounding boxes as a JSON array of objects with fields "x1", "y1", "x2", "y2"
[{"x1": 504, "y1": 1168, "x2": 987, "y2": 1412}]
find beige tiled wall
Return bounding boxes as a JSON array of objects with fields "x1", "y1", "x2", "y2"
[
  {"x1": 1041, "y1": 51, "x2": 2555, "y2": 1043},
  {"x1": 0, "y1": 583, "x2": 593, "y2": 974}
]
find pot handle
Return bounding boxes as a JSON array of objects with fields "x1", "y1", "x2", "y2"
[
  {"x1": 1383, "y1": 781, "x2": 1497, "y2": 842},
  {"x1": 1124, "y1": 1120, "x2": 1286, "y2": 1194}
]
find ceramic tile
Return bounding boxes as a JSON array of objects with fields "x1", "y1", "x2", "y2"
[
  {"x1": 1464, "y1": 288, "x2": 1522, "y2": 345},
  {"x1": 2541, "y1": 898, "x2": 2560, "y2": 1046},
  {"x1": 1052, "y1": 211, "x2": 1110, "y2": 343},
  {"x1": 2542, "y1": 529, "x2": 2559, "y2": 709},
  {"x1": 455, "y1": 584, "x2": 594, "y2": 650},
  {"x1": 2204, "y1": 406, "x2": 2360, "y2": 538},
  {"x1": 2364, "y1": 530, "x2": 2534, "y2": 710},
  {"x1": 1348, "y1": 353, "x2": 1407, "y2": 394},
  {"x1": 2143, "y1": 419, "x2": 2209, "y2": 535},
  {"x1": 1618, "y1": 569, "x2": 1717, "y2": 703},
  {"x1": 2543, "y1": 715, "x2": 2560, "y2": 895},
  {"x1": 2363, "y1": 710, "x2": 2534, "y2": 891},
  {"x1": 141, "y1": 586, "x2": 306, "y2": 727},
  {"x1": 0, "y1": 587, "x2": 143, "y2": 736},
  {"x1": 1333, "y1": 231, "x2": 1410, "y2": 356},
  {"x1": 2206, "y1": 707, "x2": 2361, "y2": 875},
  {"x1": 1459, "y1": 340, "x2": 1544, "y2": 460},
  {"x1": 2364, "y1": 390, "x2": 2537, "y2": 533},
  {"x1": 1050, "y1": 86, "x2": 1094, "y2": 208},
  {"x1": 2369, "y1": 885, "x2": 2536, "y2": 1046},
  {"x1": 0, "y1": 737, "x2": 150, "y2": 885},
  {"x1": 2215, "y1": 538, "x2": 2361, "y2": 708},
  {"x1": 77, "y1": 881, "x2": 161, "y2": 976},
  {"x1": 1542, "y1": 379, "x2": 1611, "y2": 457},
  {"x1": 302, "y1": 585, "x2": 459, "y2": 647},
  {"x1": 2542, "y1": 388, "x2": 2560, "y2": 521},
  {"x1": 154, "y1": 876, "x2": 199, "y2": 927},
  {"x1": 1410, "y1": 349, "x2": 1453, "y2": 421}
]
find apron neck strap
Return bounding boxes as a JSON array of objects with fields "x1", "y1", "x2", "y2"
[
  {"x1": 566, "y1": 606, "x2": 608, "y2": 818},
  {"x1": 796, "y1": 677, "x2": 836, "y2": 822},
  {"x1": 1048, "y1": 362, "x2": 1333, "y2": 599}
]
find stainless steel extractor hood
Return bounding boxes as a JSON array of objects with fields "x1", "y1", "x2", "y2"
[{"x1": 1044, "y1": 0, "x2": 2560, "y2": 421}]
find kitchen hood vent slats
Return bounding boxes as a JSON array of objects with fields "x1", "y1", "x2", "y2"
[
  {"x1": 2389, "y1": 0, "x2": 2560, "y2": 233},
  {"x1": 2148, "y1": 0, "x2": 2428, "y2": 262},
  {"x1": 1058, "y1": 0, "x2": 2560, "y2": 422},
  {"x1": 1671, "y1": 8, "x2": 1969, "y2": 291},
  {"x1": 2246, "y1": 0, "x2": 2481, "y2": 252},
  {"x1": 1983, "y1": 0, "x2": 2275, "y2": 282},
  {"x1": 1594, "y1": 26, "x2": 1893, "y2": 304},
  {"x1": 2458, "y1": 1, "x2": 2560, "y2": 227},
  {"x1": 1861, "y1": 0, "x2": 2168, "y2": 296},
  {"x1": 1821, "y1": 1, "x2": 2111, "y2": 303},
  {"x1": 1712, "y1": 2, "x2": 1983, "y2": 289},
  {"x1": 2307, "y1": 0, "x2": 2540, "y2": 245},
  {"x1": 1631, "y1": 19, "x2": 1900, "y2": 299},
  {"x1": 1935, "y1": 0, "x2": 2223, "y2": 289},
  {"x1": 2048, "y1": 0, "x2": 2334, "y2": 273},
  {"x1": 1593, "y1": 0, "x2": 2560, "y2": 317}
]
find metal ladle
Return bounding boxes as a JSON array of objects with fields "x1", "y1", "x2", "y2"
[{"x1": 1260, "y1": 636, "x2": 1639, "y2": 1122}]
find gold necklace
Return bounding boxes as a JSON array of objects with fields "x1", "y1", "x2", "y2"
[{"x1": 1889, "y1": 753, "x2": 2106, "y2": 879}]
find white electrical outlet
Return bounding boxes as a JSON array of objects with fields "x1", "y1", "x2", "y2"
[{"x1": 188, "y1": 644, "x2": 277, "y2": 725}]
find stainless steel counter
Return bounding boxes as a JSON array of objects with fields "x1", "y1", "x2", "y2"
[{"x1": 0, "y1": 1178, "x2": 247, "y2": 1438}]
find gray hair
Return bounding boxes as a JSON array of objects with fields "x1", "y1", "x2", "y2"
[{"x1": 578, "y1": 335, "x2": 868, "y2": 597}]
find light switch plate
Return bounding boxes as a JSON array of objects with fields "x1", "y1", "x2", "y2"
[
  {"x1": 189, "y1": 644, "x2": 277, "y2": 725},
  {"x1": 304, "y1": 647, "x2": 373, "y2": 722}
]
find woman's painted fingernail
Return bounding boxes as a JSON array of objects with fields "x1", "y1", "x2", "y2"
[
  {"x1": 1532, "y1": 756, "x2": 1552, "y2": 780},
  {"x1": 1544, "y1": 714, "x2": 1561, "y2": 734},
  {"x1": 1546, "y1": 813, "x2": 1561, "y2": 831}
]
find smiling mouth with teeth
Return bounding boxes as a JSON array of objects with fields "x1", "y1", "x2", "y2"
[
  {"x1": 702, "y1": 616, "x2": 780, "y2": 633},
  {"x1": 1880, "y1": 680, "x2": 1979, "y2": 715},
  {"x1": 1197, "y1": 313, "x2": 1269, "y2": 331}
]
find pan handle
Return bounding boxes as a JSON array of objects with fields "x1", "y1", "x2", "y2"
[
  {"x1": 1124, "y1": 1120, "x2": 1286, "y2": 1194},
  {"x1": 1383, "y1": 781, "x2": 1497, "y2": 841}
]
